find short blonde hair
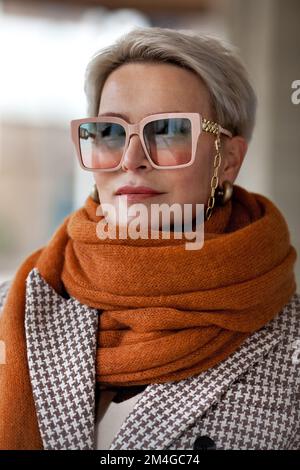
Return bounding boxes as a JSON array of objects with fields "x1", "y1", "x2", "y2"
[{"x1": 84, "y1": 26, "x2": 257, "y2": 141}]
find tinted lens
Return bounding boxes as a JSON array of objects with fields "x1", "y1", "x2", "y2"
[
  {"x1": 143, "y1": 118, "x2": 192, "y2": 167},
  {"x1": 79, "y1": 121, "x2": 126, "y2": 169}
]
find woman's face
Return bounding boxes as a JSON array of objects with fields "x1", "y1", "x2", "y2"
[{"x1": 93, "y1": 62, "x2": 226, "y2": 230}]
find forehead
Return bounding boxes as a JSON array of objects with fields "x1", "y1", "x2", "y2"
[{"x1": 98, "y1": 62, "x2": 213, "y2": 119}]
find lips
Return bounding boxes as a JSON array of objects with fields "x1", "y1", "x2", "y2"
[{"x1": 115, "y1": 185, "x2": 164, "y2": 195}]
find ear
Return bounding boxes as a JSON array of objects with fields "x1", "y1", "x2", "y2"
[{"x1": 219, "y1": 135, "x2": 248, "y2": 185}]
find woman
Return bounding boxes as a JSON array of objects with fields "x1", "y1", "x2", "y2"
[{"x1": 0, "y1": 26, "x2": 299, "y2": 451}]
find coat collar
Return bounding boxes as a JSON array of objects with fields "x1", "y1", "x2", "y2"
[{"x1": 24, "y1": 267, "x2": 288, "y2": 450}]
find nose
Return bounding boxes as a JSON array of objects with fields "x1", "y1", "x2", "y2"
[{"x1": 121, "y1": 134, "x2": 152, "y2": 172}]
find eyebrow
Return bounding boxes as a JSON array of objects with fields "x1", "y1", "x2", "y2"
[{"x1": 98, "y1": 110, "x2": 183, "y2": 120}]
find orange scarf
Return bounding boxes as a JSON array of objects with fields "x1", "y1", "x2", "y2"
[{"x1": 0, "y1": 184, "x2": 297, "y2": 449}]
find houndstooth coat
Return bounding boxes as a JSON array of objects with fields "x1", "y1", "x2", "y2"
[{"x1": 0, "y1": 267, "x2": 300, "y2": 450}]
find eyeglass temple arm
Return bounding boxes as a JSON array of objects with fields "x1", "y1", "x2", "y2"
[{"x1": 202, "y1": 118, "x2": 233, "y2": 138}]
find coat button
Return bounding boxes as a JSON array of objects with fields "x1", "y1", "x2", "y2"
[{"x1": 193, "y1": 435, "x2": 216, "y2": 450}]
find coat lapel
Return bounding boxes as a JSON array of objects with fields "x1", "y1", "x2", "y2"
[
  {"x1": 109, "y1": 310, "x2": 285, "y2": 450},
  {"x1": 24, "y1": 267, "x2": 287, "y2": 451},
  {"x1": 24, "y1": 267, "x2": 99, "y2": 450}
]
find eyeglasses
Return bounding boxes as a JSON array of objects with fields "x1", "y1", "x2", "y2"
[{"x1": 70, "y1": 112, "x2": 233, "y2": 171}]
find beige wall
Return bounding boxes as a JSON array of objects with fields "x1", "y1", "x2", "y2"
[
  {"x1": 224, "y1": 0, "x2": 300, "y2": 289},
  {"x1": 0, "y1": 121, "x2": 74, "y2": 280}
]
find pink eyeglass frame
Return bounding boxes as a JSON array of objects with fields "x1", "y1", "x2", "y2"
[{"x1": 70, "y1": 112, "x2": 233, "y2": 172}]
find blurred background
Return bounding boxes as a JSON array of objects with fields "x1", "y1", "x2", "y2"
[{"x1": 0, "y1": 0, "x2": 299, "y2": 287}]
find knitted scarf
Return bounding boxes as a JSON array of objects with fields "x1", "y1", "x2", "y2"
[{"x1": 0, "y1": 184, "x2": 297, "y2": 449}]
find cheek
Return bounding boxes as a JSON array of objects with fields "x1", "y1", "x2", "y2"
[
  {"x1": 174, "y1": 163, "x2": 208, "y2": 192},
  {"x1": 167, "y1": 151, "x2": 211, "y2": 203},
  {"x1": 93, "y1": 174, "x2": 114, "y2": 202},
  {"x1": 191, "y1": 147, "x2": 213, "y2": 193}
]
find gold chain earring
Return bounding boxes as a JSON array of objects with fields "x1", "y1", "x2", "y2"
[
  {"x1": 205, "y1": 134, "x2": 233, "y2": 221},
  {"x1": 205, "y1": 133, "x2": 222, "y2": 221},
  {"x1": 90, "y1": 183, "x2": 100, "y2": 203}
]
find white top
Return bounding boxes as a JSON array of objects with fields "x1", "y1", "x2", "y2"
[{"x1": 94, "y1": 390, "x2": 144, "y2": 450}]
